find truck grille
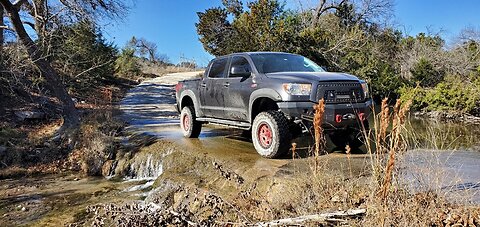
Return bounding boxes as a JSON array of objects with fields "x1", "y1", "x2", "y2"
[{"x1": 316, "y1": 82, "x2": 364, "y2": 103}]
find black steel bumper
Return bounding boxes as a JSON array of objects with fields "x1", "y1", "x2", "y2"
[{"x1": 277, "y1": 99, "x2": 373, "y2": 129}]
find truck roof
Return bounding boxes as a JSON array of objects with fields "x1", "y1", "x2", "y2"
[{"x1": 217, "y1": 51, "x2": 296, "y2": 58}]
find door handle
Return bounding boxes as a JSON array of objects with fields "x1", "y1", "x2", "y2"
[
  {"x1": 223, "y1": 82, "x2": 230, "y2": 88},
  {"x1": 201, "y1": 83, "x2": 207, "y2": 88}
]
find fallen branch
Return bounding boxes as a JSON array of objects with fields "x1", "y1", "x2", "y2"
[{"x1": 255, "y1": 208, "x2": 366, "y2": 226}]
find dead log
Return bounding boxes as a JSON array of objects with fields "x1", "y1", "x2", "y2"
[{"x1": 255, "y1": 208, "x2": 366, "y2": 226}]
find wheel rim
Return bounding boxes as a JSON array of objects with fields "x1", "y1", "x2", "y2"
[
  {"x1": 257, "y1": 123, "x2": 273, "y2": 149},
  {"x1": 182, "y1": 114, "x2": 190, "y2": 131}
]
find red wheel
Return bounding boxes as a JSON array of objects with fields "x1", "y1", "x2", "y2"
[
  {"x1": 257, "y1": 123, "x2": 273, "y2": 149},
  {"x1": 182, "y1": 114, "x2": 190, "y2": 131},
  {"x1": 251, "y1": 111, "x2": 291, "y2": 158},
  {"x1": 180, "y1": 106, "x2": 201, "y2": 138}
]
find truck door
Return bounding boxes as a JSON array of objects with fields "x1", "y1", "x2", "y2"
[
  {"x1": 200, "y1": 57, "x2": 228, "y2": 118},
  {"x1": 223, "y1": 56, "x2": 253, "y2": 122}
]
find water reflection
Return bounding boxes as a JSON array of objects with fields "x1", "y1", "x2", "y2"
[{"x1": 406, "y1": 117, "x2": 480, "y2": 150}]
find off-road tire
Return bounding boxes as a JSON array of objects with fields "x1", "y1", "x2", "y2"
[
  {"x1": 252, "y1": 110, "x2": 291, "y2": 158},
  {"x1": 180, "y1": 106, "x2": 201, "y2": 138}
]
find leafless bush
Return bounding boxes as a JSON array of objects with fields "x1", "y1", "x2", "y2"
[{"x1": 71, "y1": 111, "x2": 123, "y2": 176}]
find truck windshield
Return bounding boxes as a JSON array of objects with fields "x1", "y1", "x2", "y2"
[{"x1": 251, "y1": 53, "x2": 325, "y2": 74}]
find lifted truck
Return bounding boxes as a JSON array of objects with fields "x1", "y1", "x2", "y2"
[{"x1": 175, "y1": 52, "x2": 372, "y2": 158}]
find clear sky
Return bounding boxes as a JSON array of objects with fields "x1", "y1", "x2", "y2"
[{"x1": 103, "y1": 0, "x2": 480, "y2": 66}]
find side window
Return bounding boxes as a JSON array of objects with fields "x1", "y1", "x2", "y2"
[
  {"x1": 208, "y1": 58, "x2": 227, "y2": 78},
  {"x1": 229, "y1": 56, "x2": 252, "y2": 77}
]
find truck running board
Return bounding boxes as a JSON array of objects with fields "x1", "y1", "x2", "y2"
[{"x1": 196, "y1": 118, "x2": 251, "y2": 130}]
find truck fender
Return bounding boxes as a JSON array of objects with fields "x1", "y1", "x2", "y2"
[
  {"x1": 180, "y1": 90, "x2": 203, "y2": 117},
  {"x1": 248, "y1": 88, "x2": 282, "y2": 122}
]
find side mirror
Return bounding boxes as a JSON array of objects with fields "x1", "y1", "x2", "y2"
[{"x1": 230, "y1": 66, "x2": 251, "y2": 77}]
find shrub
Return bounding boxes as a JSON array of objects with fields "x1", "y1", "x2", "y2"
[
  {"x1": 115, "y1": 48, "x2": 141, "y2": 78},
  {"x1": 74, "y1": 112, "x2": 123, "y2": 176},
  {"x1": 410, "y1": 58, "x2": 444, "y2": 87},
  {"x1": 400, "y1": 75, "x2": 480, "y2": 114}
]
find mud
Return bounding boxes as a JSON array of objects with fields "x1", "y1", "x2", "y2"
[{"x1": 0, "y1": 174, "x2": 146, "y2": 226}]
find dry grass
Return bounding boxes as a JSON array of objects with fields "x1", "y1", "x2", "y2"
[
  {"x1": 68, "y1": 111, "x2": 124, "y2": 176},
  {"x1": 356, "y1": 98, "x2": 480, "y2": 226},
  {"x1": 312, "y1": 99, "x2": 326, "y2": 173},
  {"x1": 139, "y1": 60, "x2": 200, "y2": 77},
  {"x1": 291, "y1": 142, "x2": 297, "y2": 160}
]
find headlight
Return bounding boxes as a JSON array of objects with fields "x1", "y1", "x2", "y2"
[
  {"x1": 360, "y1": 82, "x2": 369, "y2": 98},
  {"x1": 282, "y1": 83, "x2": 312, "y2": 96}
]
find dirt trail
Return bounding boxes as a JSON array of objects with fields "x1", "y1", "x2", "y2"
[{"x1": 119, "y1": 71, "x2": 202, "y2": 132}]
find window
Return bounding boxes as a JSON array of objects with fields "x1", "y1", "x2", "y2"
[
  {"x1": 229, "y1": 56, "x2": 252, "y2": 77},
  {"x1": 251, "y1": 53, "x2": 325, "y2": 74},
  {"x1": 208, "y1": 58, "x2": 227, "y2": 78}
]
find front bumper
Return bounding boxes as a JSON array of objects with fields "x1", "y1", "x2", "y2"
[{"x1": 277, "y1": 99, "x2": 373, "y2": 129}]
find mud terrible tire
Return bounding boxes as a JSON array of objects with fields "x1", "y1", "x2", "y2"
[
  {"x1": 252, "y1": 110, "x2": 291, "y2": 158},
  {"x1": 180, "y1": 106, "x2": 201, "y2": 138}
]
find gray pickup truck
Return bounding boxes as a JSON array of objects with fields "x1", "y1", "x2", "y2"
[{"x1": 175, "y1": 52, "x2": 372, "y2": 158}]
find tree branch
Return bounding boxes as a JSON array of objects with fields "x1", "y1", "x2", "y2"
[
  {"x1": 74, "y1": 60, "x2": 113, "y2": 78},
  {"x1": 23, "y1": 21, "x2": 35, "y2": 30},
  {"x1": 13, "y1": 0, "x2": 28, "y2": 10},
  {"x1": 0, "y1": 25, "x2": 14, "y2": 31}
]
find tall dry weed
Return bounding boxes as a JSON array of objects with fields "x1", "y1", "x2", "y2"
[
  {"x1": 291, "y1": 143, "x2": 297, "y2": 160},
  {"x1": 376, "y1": 98, "x2": 390, "y2": 153},
  {"x1": 380, "y1": 100, "x2": 412, "y2": 200},
  {"x1": 312, "y1": 99, "x2": 325, "y2": 173}
]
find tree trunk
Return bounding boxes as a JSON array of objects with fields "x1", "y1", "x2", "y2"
[
  {"x1": 0, "y1": 0, "x2": 80, "y2": 129},
  {"x1": 33, "y1": 0, "x2": 47, "y2": 50},
  {"x1": 0, "y1": 5, "x2": 4, "y2": 53}
]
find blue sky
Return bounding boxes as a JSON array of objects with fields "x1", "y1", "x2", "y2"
[{"x1": 103, "y1": 0, "x2": 480, "y2": 66}]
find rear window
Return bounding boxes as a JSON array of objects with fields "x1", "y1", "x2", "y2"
[{"x1": 208, "y1": 58, "x2": 227, "y2": 78}]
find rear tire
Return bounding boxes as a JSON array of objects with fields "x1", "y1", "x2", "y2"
[
  {"x1": 180, "y1": 106, "x2": 201, "y2": 138},
  {"x1": 252, "y1": 111, "x2": 291, "y2": 158}
]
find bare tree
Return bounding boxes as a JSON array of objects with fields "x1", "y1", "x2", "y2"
[
  {"x1": 353, "y1": 0, "x2": 393, "y2": 24},
  {"x1": 0, "y1": 0, "x2": 127, "y2": 132},
  {"x1": 0, "y1": 0, "x2": 79, "y2": 129},
  {"x1": 309, "y1": 0, "x2": 393, "y2": 27},
  {"x1": 129, "y1": 37, "x2": 161, "y2": 63},
  {"x1": 311, "y1": 0, "x2": 348, "y2": 27}
]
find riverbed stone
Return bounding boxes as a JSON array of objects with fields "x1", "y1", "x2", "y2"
[{"x1": 14, "y1": 111, "x2": 45, "y2": 121}]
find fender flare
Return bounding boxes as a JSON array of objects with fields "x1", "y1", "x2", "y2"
[
  {"x1": 180, "y1": 90, "x2": 203, "y2": 117},
  {"x1": 248, "y1": 88, "x2": 282, "y2": 122}
]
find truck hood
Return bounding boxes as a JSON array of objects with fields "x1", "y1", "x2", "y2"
[{"x1": 264, "y1": 72, "x2": 360, "y2": 82}]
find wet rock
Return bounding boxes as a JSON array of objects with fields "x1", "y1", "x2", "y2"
[
  {"x1": 14, "y1": 110, "x2": 46, "y2": 121},
  {"x1": 414, "y1": 111, "x2": 480, "y2": 124},
  {"x1": 101, "y1": 160, "x2": 117, "y2": 177},
  {"x1": 212, "y1": 161, "x2": 244, "y2": 184},
  {"x1": 331, "y1": 195, "x2": 341, "y2": 202}
]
